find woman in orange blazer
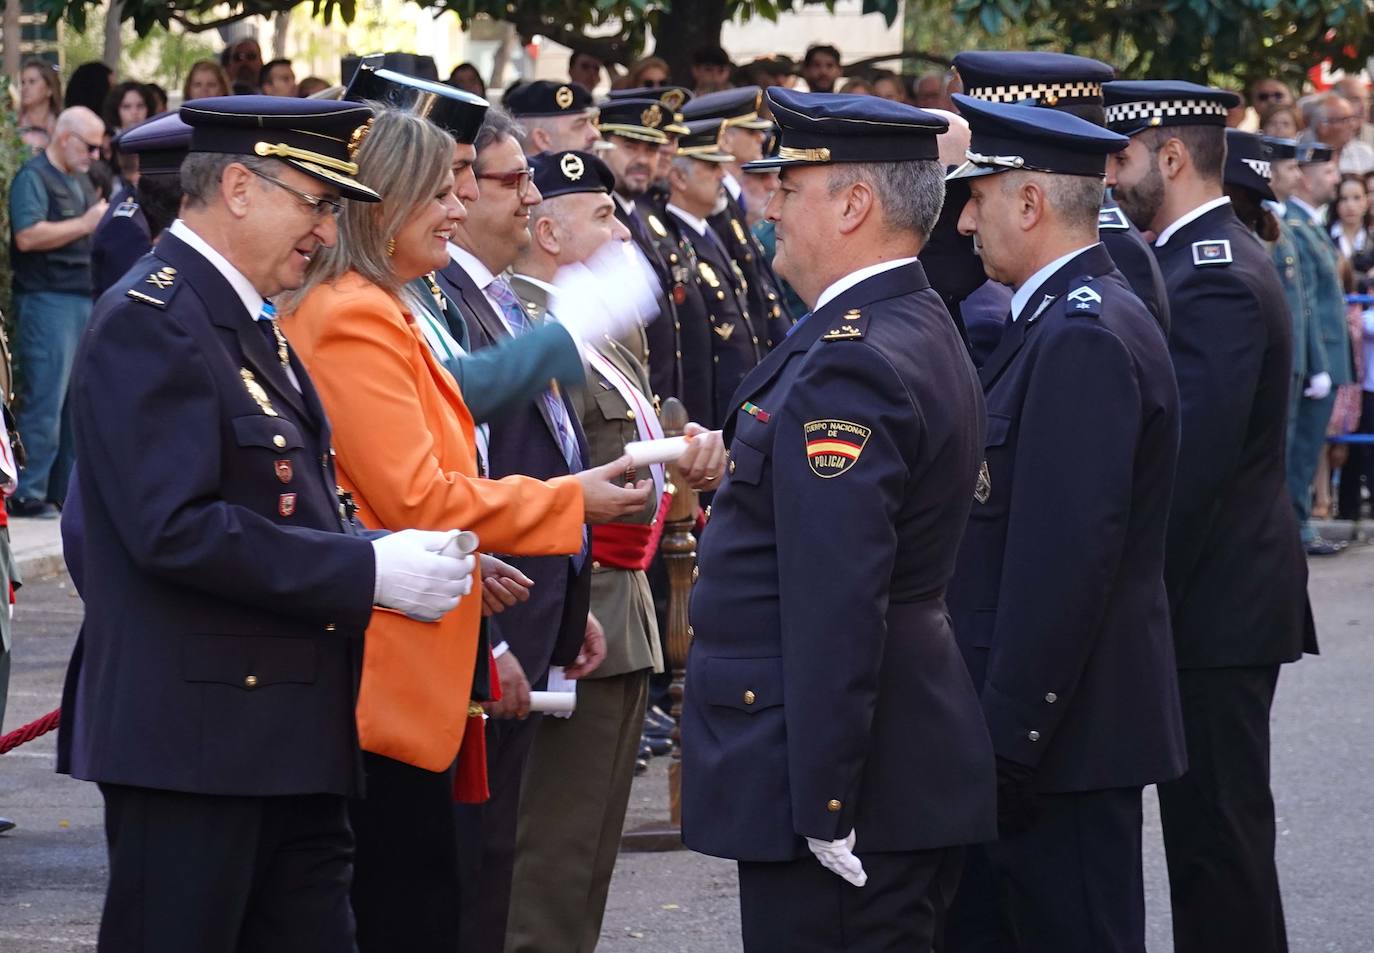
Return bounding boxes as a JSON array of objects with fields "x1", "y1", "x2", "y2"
[{"x1": 278, "y1": 108, "x2": 648, "y2": 951}]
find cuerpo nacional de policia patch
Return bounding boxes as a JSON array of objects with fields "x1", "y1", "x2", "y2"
[{"x1": 805, "y1": 419, "x2": 871, "y2": 478}]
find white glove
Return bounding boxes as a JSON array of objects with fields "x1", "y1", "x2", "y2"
[
  {"x1": 1304, "y1": 371, "x2": 1333, "y2": 399},
  {"x1": 806, "y1": 830, "x2": 867, "y2": 887},
  {"x1": 550, "y1": 240, "x2": 661, "y2": 346},
  {"x1": 371, "y1": 529, "x2": 476, "y2": 623}
]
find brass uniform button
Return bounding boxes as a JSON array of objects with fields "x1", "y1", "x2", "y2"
[
  {"x1": 743, "y1": 690, "x2": 756, "y2": 705},
  {"x1": 716, "y1": 291, "x2": 726, "y2": 301},
  {"x1": 1044, "y1": 692, "x2": 1057, "y2": 704},
  {"x1": 244, "y1": 675, "x2": 259, "y2": 689},
  {"x1": 1028, "y1": 730, "x2": 1041, "y2": 742},
  {"x1": 626, "y1": 409, "x2": 636, "y2": 420},
  {"x1": 272, "y1": 435, "x2": 286, "y2": 449},
  {"x1": 827, "y1": 799, "x2": 842, "y2": 813}
]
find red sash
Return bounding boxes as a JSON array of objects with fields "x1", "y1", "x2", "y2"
[{"x1": 590, "y1": 491, "x2": 673, "y2": 572}]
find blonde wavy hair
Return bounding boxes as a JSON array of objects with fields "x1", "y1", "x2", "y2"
[{"x1": 281, "y1": 105, "x2": 454, "y2": 315}]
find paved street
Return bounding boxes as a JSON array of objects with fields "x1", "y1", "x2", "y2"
[{"x1": 2, "y1": 545, "x2": 1372, "y2": 951}]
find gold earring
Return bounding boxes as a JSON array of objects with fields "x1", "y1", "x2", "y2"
[{"x1": 386, "y1": 237, "x2": 396, "y2": 256}]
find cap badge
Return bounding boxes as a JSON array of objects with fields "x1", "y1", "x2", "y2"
[
  {"x1": 662, "y1": 89, "x2": 686, "y2": 111},
  {"x1": 560, "y1": 152, "x2": 586, "y2": 181},
  {"x1": 555, "y1": 86, "x2": 575, "y2": 110},
  {"x1": 348, "y1": 120, "x2": 374, "y2": 160},
  {"x1": 641, "y1": 104, "x2": 663, "y2": 128}
]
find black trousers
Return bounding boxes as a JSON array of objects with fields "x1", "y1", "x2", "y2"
[
  {"x1": 455, "y1": 714, "x2": 541, "y2": 953},
  {"x1": 97, "y1": 783, "x2": 354, "y2": 953},
  {"x1": 738, "y1": 846, "x2": 963, "y2": 953},
  {"x1": 1158, "y1": 665, "x2": 1287, "y2": 953},
  {"x1": 349, "y1": 752, "x2": 462, "y2": 953},
  {"x1": 1337, "y1": 389, "x2": 1374, "y2": 519},
  {"x1": 944, "y1": 787, "x2": 1145, "y2": 953}
]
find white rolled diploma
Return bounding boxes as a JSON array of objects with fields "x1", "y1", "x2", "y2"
[
  {"x1": 438, "y1": 530, "x2": 481, "y2": 558},
  {"x1": 529, "y1": 691, "x2": 577, "y2": 714},
  {"x1": 624, "y1": 432, "x2": 721, "y2": 468}
]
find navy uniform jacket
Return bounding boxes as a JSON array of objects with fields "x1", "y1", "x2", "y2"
[
  {"x1": 635, "y1": 207, "x2": 716, "y2": 426},
  {"x1": 948, "y1": 244, "x2": 1187, "y2": 792},
  {"x1": 426, "y1": 265, "x2": 582, "y2": 425},
  {"x1": 56, "y1": 232, "x2": 376, "y2": 798},
  {"x1": 709, "y1": 189, "x2": 793, "y2": 347},
  {"x1": 682, "y1": 262, "x2": 996, "y2": 862},
  {"x1": 446, "y1": 256, "x2": 592, "y2": 688},
  {"x1": 615, "y1": 199, "x2": 679, "y2": 373},
  {"x1": 1154, "y1": 202, "x2": 1314, "y2": 668},
  {"x1": 90, "y1": 187, "x2": 151, "y2": 300},
  {"x1": 1098, "y1": 199, "x2": 1171, "y2": 335},
  {"x1": 667, "y1": 207, "x2": 766, "y2": 429}
]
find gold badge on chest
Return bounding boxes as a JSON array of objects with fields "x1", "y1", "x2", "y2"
[{"x1": 240, "y1": 368, "x2": 279, "y2": 417}]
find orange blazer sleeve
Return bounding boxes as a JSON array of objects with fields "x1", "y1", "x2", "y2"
[{"x1": 284, "y1": 277, "x2": 584, "y2": 554}]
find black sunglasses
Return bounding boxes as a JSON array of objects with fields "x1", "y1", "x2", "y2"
[{"x1": 1256, "y1": 91, "x2": 1288, "y2": 102}]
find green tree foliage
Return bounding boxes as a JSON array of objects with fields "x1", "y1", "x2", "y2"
[{"x1": 923, "y1": 0, "x2": 1372, "y2": 84}]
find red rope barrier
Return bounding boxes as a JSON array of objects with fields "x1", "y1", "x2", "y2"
[{"x1": 0, "y1": 707, "x2": 60, "y2": 754}]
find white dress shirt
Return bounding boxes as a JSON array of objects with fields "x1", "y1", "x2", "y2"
[
  {"x1": 814, "y1": 258, "x2": 919, "y2": 313},
  {"x1": 168, "y1": 219, "x2": 300, "y2": 391},
  {"x1": 448, "y1": 242, "x2": 515, "y2": 335},
  {"x1": 1009, "y1": 244, "x2": 1099, "y2": 321},
  {"x1": 1154, "y1": 196, "x2": 1232, "y2": 247},
  {"x1": 666, "y1": 203, "x2": 711, "y2": 237}
]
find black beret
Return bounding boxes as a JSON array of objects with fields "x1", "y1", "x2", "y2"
[
  {"x1": 530, "y1": 149, "x2": 616, "y2": 199},
  {"x1": 504, "y1": 81, "x2": 595, "y2": 118}
]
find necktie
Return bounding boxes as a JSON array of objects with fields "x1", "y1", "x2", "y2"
[
  {"x1": 257, "y1": 300, "x2": 289, "y2": 367},
  {"x1": 487, "y1": 278, "x2": 588, "y2": 566}
]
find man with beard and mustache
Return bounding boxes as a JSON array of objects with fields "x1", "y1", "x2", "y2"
[
  {"x1": 505, "y1": 80, "x2": 601, "y2": 154},
  {"x1": 954, "y1": 51, "x2": 1171, "y2": 336},
  {"x1": 1104, "y1": 80, "x2": 1315, "y2": 953}
]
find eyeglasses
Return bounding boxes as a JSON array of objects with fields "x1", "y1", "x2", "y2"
[
  {"x1": 1256, "y1": 91, "x2": 1288, "y2": 102},
  {"x1": 248, "y1": 167, "x2": 343, "y2": 219},
  {"x1": 476, "y1": 167, "x2": 534, "y2": 200},
  {"x1": 73, "y1": 136, "x2": 101, "y2": 155}
]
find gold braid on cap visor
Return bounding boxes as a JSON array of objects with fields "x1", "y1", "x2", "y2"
[{"x1": 255, "y1": 140, "x2": 360, "y2": 176}]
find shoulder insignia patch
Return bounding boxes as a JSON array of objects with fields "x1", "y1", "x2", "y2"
[
  {"x1": 1191, "y1": 239, "x2": 1232, "y2": 267},
  {"x1": 125, "y1": 288, "x2": 166, "y2": 307},
  {"x1": 821, "y1": 309, "x2": 867, "y2": 341},
  {"x1": 647, "y1": 214, "x2": 668, "y2": 238},
  {"x1": 1098, "y1": 205, "x2": 1130, "y2": 230},
  {"x1": 113, "y1": 199, "x2": 139, "y2": 219},
  {"x1": 1065, "y1": 278, "x2": 1102, "y2": 318},
  {"x1": 805, "y1": 419, "x2": 871, "y2": 478},
  {"x1": 145, "y1": 265, "x2": 177, "y2": 290}
]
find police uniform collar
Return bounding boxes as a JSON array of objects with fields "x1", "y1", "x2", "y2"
[
  {"x1": 1154, "y1": 195, "x2": 1232, "y2": 247},
  {"x1": 344, "y1": 63, "x2": 488, "y2": 144},
  {"x1": 167, "y1": 219, "x2": 265, "y2": 321},
  {"x1": 814, "y1": 257, "x2": 919, "y2": 312},
  {"x1": 1009, "y1": 242, "x2": 1101, "y2": 321},
  {"x1": 953, "y1": 51, "x2": 1113, "y2": 107},
  {"x1": 180, "y1": 95, "x2": 380, "y2": 202},
  {"x1": 1286, "y1": 194, "x2": 1324, "y2": 227},
  {"x1": 1102, "y1": 81, "x2": 1240, "y2": 135},
  {"x1": 948, "y1": 95, "x2": 1128, "y2": 180},
  {"x1": 743, "y1": 87, "x2": 946, "y2": 171},
  {"x1": 666, "y1": 202, "x2": 710, "y2": 236}
]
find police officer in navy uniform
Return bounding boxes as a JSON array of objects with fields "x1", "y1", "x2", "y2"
[
  {"x1": 941, "y1": 94, "x2": 1186, "y2": 953},
  {"x1": 1104, "y1": 80, "x2": 1315, "y2": 953},
  {"x1": 91, "y1": 111, "x2": 192, "y2": 299},
  {"x1": 682, "y1": 86, "x2": 794, "y2": 345},
  {"x1": 663, "y1": 118, "x2": 766, "y2": 429},
  {"x1": 56, "y1": 96, "x2": 478, "y2": 953},
  {"x1": 954, "y1": 51, "x2": 1172, "y2": 336},
  {"x1": 681, "y1": 87, "x2": 995, "y2": 953}
]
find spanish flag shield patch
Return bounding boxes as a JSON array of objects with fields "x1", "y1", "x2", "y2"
[{"x1": 804, "y1": 419, "x2": 872, "y2": 478}]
